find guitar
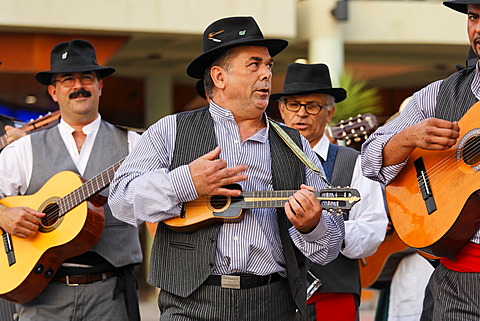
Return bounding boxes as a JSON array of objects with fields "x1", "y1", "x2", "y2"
[
  {"x1": 0, "y1": 158, "x2": 124, "y2": 304},
  {"x1": 386, "y1": 102, "x2": 480, "y2": 258},
  {"x1": 164, "y1": 184, "x2": 361, "y2": 232},
  {"x1": 359, "y1": 229, "x2": 413, "y2": 289},
  {"x1": 327, "y1": 113, "x2": 378, "y2": 148},
  {"x1": 0, "y1": 110, "x2": 61, "y2": 150}
]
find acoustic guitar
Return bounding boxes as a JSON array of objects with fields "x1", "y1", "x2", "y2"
[
  {"x1": 0, "y1": 158, "x2": 124, "y2": 304},
  {"x1": 386, "y1": 102, "x2": 480, "y2": 258},
  {"x1": 0, "y1": 110, "x2": 61, "y2": 150},
  {"x1": 359, "y1": 229, "x2": 413, "y2": 289},
  {"x1": 163, "y1": 184, "x2": 361, "y2": 232}
]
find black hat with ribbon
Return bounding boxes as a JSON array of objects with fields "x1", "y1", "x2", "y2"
[
  {"x1": 35, "y1": 39, "x2": 115, "y2": 86},
  {"x1": 186, "y1": 16, "x2": 288, "y2": 79},
  {"x1": 443, "y1": 0, "x2": 480, "y2": 14},
  {"x1": 270, "y1": 63, "x2": 347, "y2": 103}
]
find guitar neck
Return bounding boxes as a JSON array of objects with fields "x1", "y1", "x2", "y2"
[
  {"x1": 241, "y1": 189, "x2": 360, "y2": 211},
  {"x1": 57, "y1": 158, "x2": 125, "y2": 215}
]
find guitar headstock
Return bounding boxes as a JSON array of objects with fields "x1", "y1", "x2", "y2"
[
  {"x1": 22, "y1": 110, "x2": 61, "y2": 134},
  {"x1": 318, "y1": 187, "x2": 361, "y2": 213},
  {"x1": 328, "y1": 113, "x2": 378, "y2": 147}
]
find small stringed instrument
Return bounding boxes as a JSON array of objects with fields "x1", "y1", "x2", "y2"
[
  {"x1": 328, "y1": 113, "x2": 378, "y2": 148},
  {"x1": 0, "y1": 111, "x2": 61, "y2": 150},
  {"x1": 0, "y1": 158, "x2": 124, "y2": 304},
  {"x1": 386, "y1": 102, "x2": 480, "y2": 258},
  {"x1": 164, "y1": 184, "x2": 361, "y2": 232}
]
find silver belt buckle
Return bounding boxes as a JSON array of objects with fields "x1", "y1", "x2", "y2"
[
  {"x1": 221, "y1": 275, "x2": 241, "y2": 289},
  {"x1": 65, "y1": 275, "x2": 79, "y2": 287}
]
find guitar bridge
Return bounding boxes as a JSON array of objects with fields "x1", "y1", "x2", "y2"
[
  {"x1": 414, "y1": 157, "x2": 437, "y2": 215},
  {"x1": 2, "y1": 229, "x2": 16, "y2": 266}
]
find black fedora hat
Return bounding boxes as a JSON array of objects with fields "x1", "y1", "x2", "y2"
[
  {"x1": 35, "y1": 39, "x2": 115, "y2": 86},
  {"x1": 443, "y1": 0, "x2": 480, "y2": 13},
  {"x1": 186, "y1": 16, "x2": 288, "y2": 79},
  {"x1": 270, "y1": 63, "x2": 347, "y2": 103}
]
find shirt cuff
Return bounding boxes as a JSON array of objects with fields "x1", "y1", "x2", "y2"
[
  {"x1": 169, "y1": 164, "x2": 198, "y2": 203},
  {"x1": 294, "y1": 212, "x2": 329, "y2": 242}
]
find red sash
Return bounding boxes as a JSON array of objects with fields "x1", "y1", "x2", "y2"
[
  {"x1": 307, "y1": 292, "x2": 356, "y2": 321},
  {"x1": 441, "y1": 242, "x2": 480, "y2": 272}
]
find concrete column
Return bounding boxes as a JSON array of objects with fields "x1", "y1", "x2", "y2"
[
  {"x1": 306, "y1": 0, "x2": 344, "y2": 85},
  {"x1": 145, "y1": 74, "x2": 172, "y2": 127}
]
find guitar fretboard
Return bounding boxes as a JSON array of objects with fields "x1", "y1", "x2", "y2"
[
  {"x1": 57, "y1": 158, "x2": 125, "y2": 216},
  {"x1": 241, "y1": 189, "x2": 359, "y2": 210}
]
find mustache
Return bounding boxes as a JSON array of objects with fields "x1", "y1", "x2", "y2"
[{"x1": 69, "y1": 88, "x2": 92, "y2": 99}]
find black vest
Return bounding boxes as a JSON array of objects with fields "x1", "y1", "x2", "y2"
[
  {"x1": 436, "y1": 66, "x2": 478, "y2": 121},
  {"x1": 148, "y1": 107, "x2": 310, "y2": 313},
  {"x1": 310, "y1": 145, "x2": 361, "y2": 296}
]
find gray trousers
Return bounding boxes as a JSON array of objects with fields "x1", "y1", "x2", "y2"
[
  {"x1": 0, "y1": 299, "x2": 16, "y2": 321},
  {"x1": 158, "y1": 278, "x2": 296, "y2": 321},
  {"x1": 16, "y1": 276, "x2": 128, "y2": 321},
  {"x1": 421, "y1": 264, "x2": 480, "y2": 321}
]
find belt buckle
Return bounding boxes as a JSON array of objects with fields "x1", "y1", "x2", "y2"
[
  {"x1": 221, "y1": 275, "x2": 241, "y2": 289},
  {"x1": 66, "y1": 275, "x2": 79, "y2": 287}
]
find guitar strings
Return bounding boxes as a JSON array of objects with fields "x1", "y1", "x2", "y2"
[
  {"x1": 414, "y1": 137, "x2": 480, "y2": 193},
  {"x1": 419, "y1": 138, "x2": 480, "y2": 184}
]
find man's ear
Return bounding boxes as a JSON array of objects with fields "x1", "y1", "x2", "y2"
[
  {"x1": 327, "y1": 105, "x2": 336, "y2": 123},
  {"x1": 210, "y1": 66, "x2": 226, "y2": 90},
  {"x1": 278, "y1": 101, "x2": 286, "y2": 121},
  {"x1": 47, "y1": 85, "x2": 59, "y2": 103}
]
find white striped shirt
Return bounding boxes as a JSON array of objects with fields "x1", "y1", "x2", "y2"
[
  {"x1": 361, "y1": 62, "x2": 480, "y2": 244},
  {"x1": 109, "y1": 102, "x2": 345, "y2": 276}
]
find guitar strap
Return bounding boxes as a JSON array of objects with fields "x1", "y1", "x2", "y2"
[{"x1": 268, "y1": 118, "x2": 332, "y2": 187}]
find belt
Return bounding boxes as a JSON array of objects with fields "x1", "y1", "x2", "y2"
[
  {"x1": 204, "y1": 273, "x2": 282, "y2": 289},
  {"x1": 53, "y1": 272, "x2": 117, "y2": 286}
]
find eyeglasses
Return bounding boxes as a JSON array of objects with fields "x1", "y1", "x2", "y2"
[
  {"x1": 284, "y1": 101, "x2": 330, "y2": 115},
  {"x1": 54, "y1": 73, "x2": 96, "y2": 87}
]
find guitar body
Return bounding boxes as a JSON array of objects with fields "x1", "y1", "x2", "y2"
[
  {"x1": 0, "y1": 171, "x2": 105, "y2": 303},
  {"x1": 359, "y1": 230, "x2": 412, "y2": 289},
  {"x1": 165, "y1": 193, "x2": 246, "y2": 232},
  {"x1": 386, "y1": 104, "x2": 480, "y2": 257}
]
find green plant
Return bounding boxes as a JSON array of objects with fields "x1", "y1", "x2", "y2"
[{"x1": 332, "y1": 70, "x2": 382, "y2": 124}]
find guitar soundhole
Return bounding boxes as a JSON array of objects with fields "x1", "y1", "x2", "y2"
[
  {"x1": 208, "y1": 195, "x2": 230, "y2": 212},
  {"x1": 39, "y1": 202, "x2": 63, "y2": 232},
  {"x1": 462, "y1": 135, "x2": 480, "y2": 166}
]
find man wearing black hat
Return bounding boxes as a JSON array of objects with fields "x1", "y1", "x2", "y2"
[
  {"x1": 362, "y1": 2, "x2": 480, "y2": 320},
  {"x1": 0, "y1": 39, "x2": 142, "y2": 320},
  {"x1": 109, "y1": 16, "x2": 345, "y2": 320},
  {"x1": 272, "y1": 63, "x2": 387, "y2": 321}
]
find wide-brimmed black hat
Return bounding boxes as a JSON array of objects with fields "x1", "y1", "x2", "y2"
[
  {"x1": 270, "y1": 63, "x2": 347, "y2": 103},
  {"x1": 35, "y1": 39, "x2": 115, "y2": 86},
  {"x1": 443, "y1": 0, "x2": 480, "y2": 13},
  {"x1": 186, "y1": 16, "x2": 288, "y2": 79}
]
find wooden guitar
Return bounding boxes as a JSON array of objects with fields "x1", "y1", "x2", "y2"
[
  {"x1": 359, "y1": 229, "x2": 413, "y2": 289},
  {"x1": 327, "y1": 113, "x2": 378, "y2": 148},
  {"x1": 386, "y1": 102, "x2": 480, "y2": 258},
  {"x1": 163, "y1": 184, "x2": 361, "y2": 232},
  {"x1": 0, "y1": 158, "x2": 123, "y2": 304},
  {"x1": 0, "y1": 110, "x2": 61, "y2": 150}
]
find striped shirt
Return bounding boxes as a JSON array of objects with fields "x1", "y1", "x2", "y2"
[
  {"x1": 109, "y1": 102, "x2": 345, "y2": 276},
  {"x1": 361, "y1": 62, "x2": 480, "y2": 244}
]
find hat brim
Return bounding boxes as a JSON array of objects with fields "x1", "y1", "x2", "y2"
[
  {"x1": 35, "y1": 65, "x2": 115, "y2": 86},
  {"x1": 186, "y1": 38, "x2": 288, "y2": 79},
  {"x1": 443, "y1": 1, "x2": 470, "y2": 13},
  {"x1": 270, "y1": 88, "x2": 347, "y2": 103}
]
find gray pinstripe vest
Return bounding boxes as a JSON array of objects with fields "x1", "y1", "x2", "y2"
[
  {"x1": 148, "y1": 107, "x2": 309, "y2": 313},
  {"x1": 309, "y1": 145, "x2": 361, "y2": 296},
  {"x1": 27, "y1": 121, "x2": 142, "y2": 267},
  {"x1": 436, "y1": 66, "x2": 478, "y2": 121}
]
